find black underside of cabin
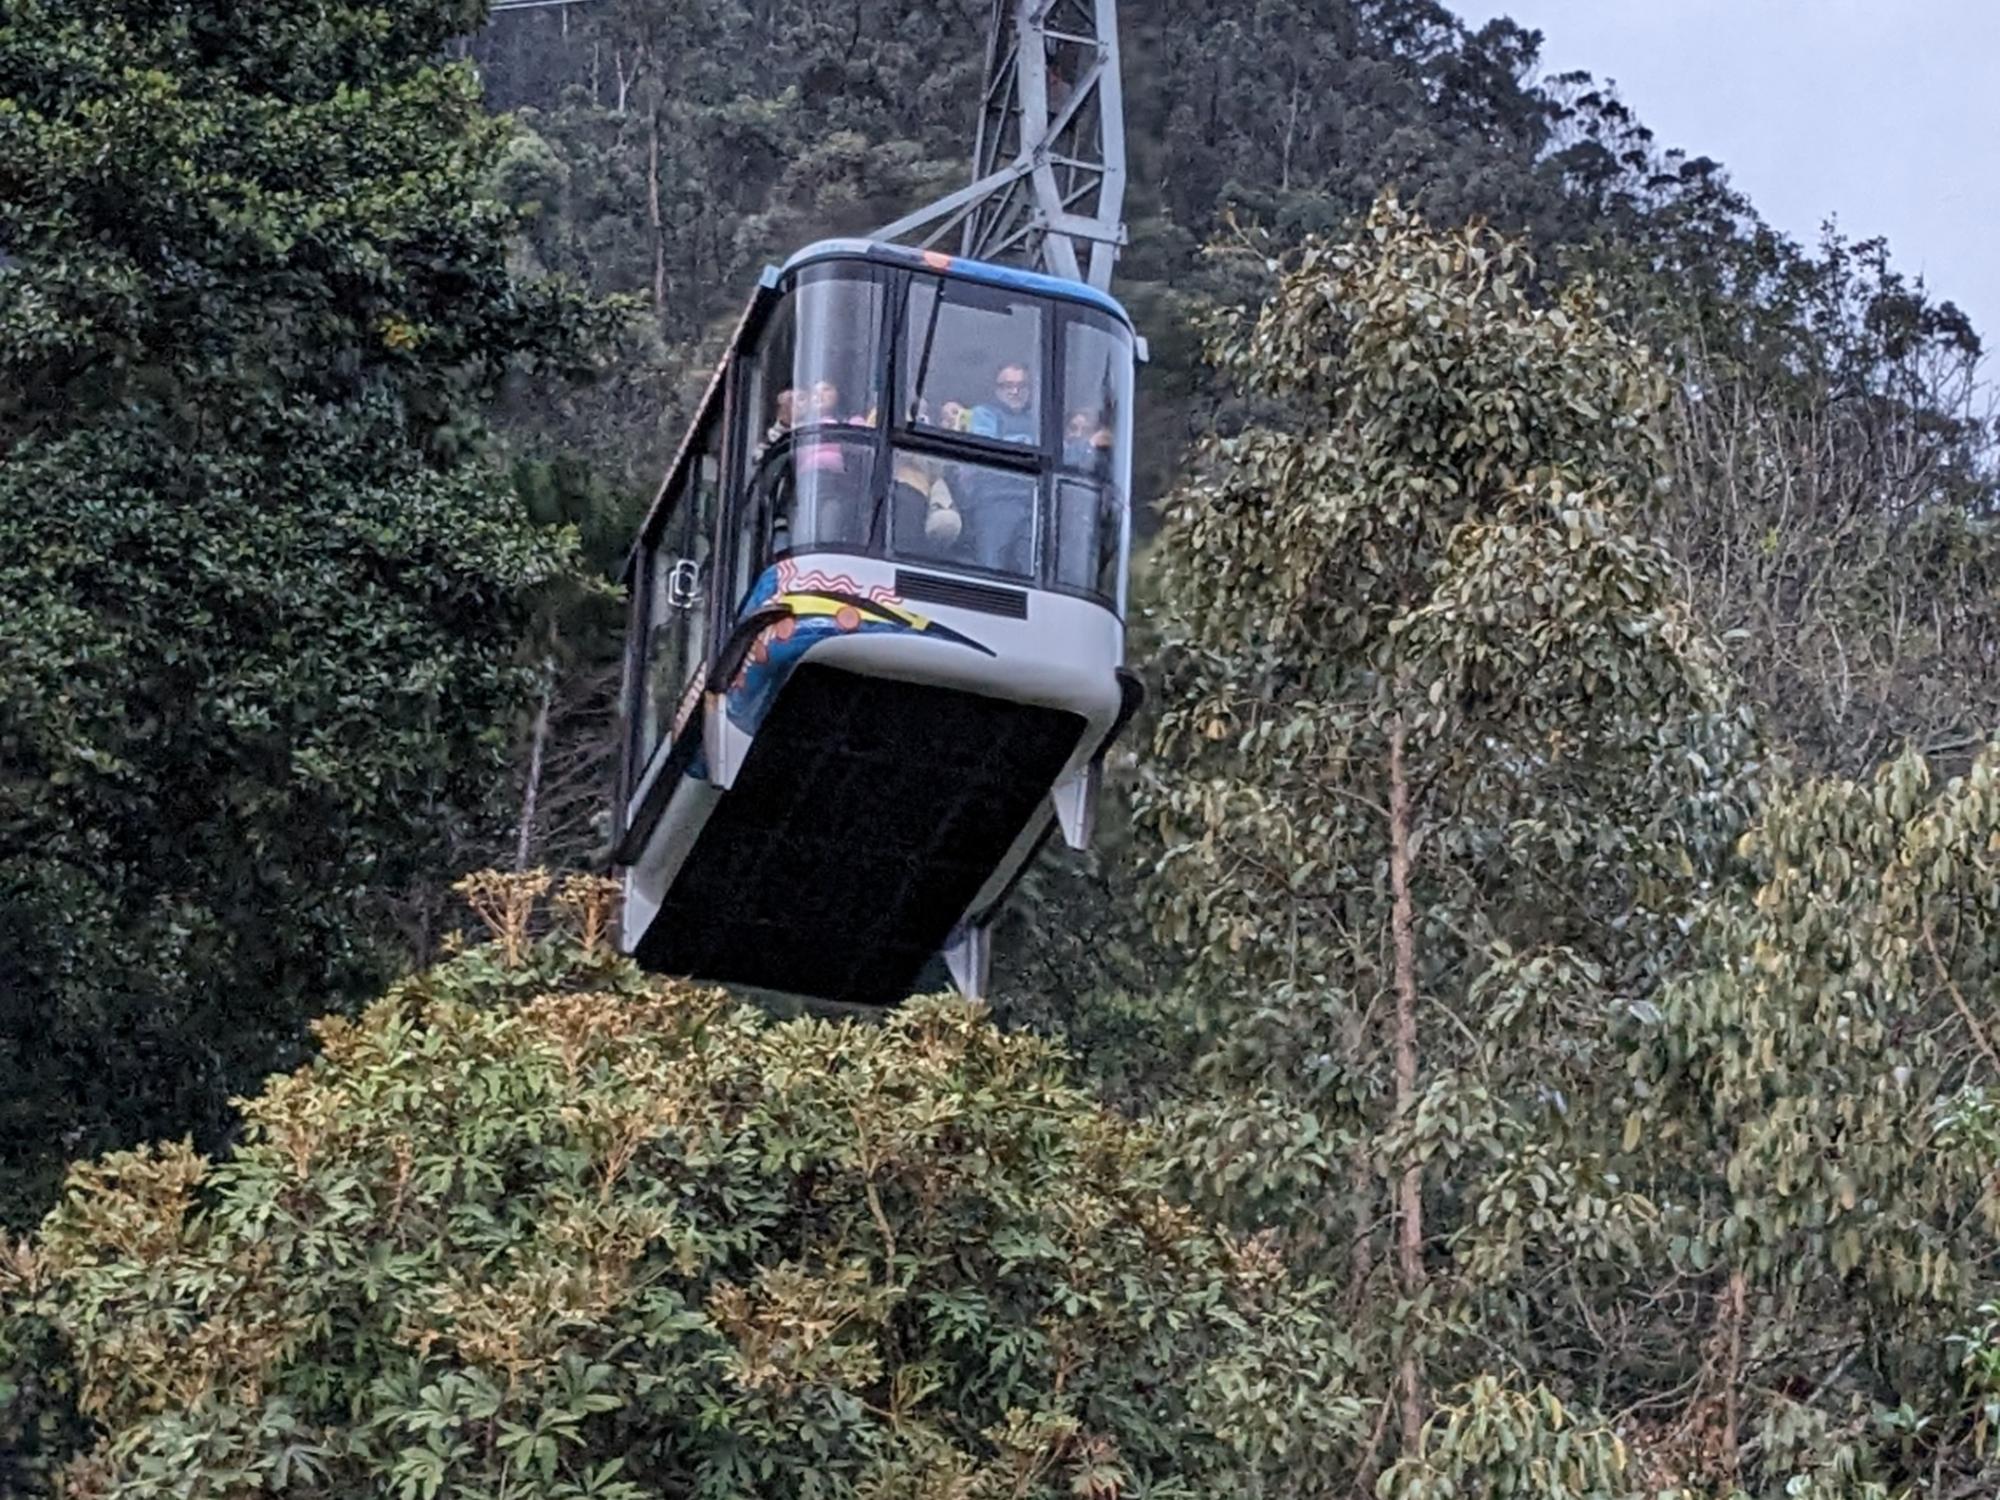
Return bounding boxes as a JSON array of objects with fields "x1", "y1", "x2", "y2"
[{"x1": 632, "y1": 663, "x2": 1085, "y2": 1006}]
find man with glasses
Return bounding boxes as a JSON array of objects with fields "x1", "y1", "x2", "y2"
[
  {"x1": 959, "y1": 360, "x2": 1040, "y2": 573},
  {"x1": 971, "y1": 361, "x2": 1040, "y2": 445}
]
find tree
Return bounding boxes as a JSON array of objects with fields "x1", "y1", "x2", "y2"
[
  {"x1": 0, "y1": 0, "x2": 603, "y2": 456},
  {"x1": 1138, "y1": 196, "x2": 1751, "y2": 1470},
  {"x1": 0, "y1": 875, "x2": 1364, "y2": 1498},
  {"x1": 1132, "y1": 194, "x2": 2000, "y2": 1497},
  {"x1": 1623, "y1": 746, "x2": 2000, "y2": 1493},
  {"x1": 0, "y1": 0, "x2": 616, "y2": 1221},
  {"x1": 1637, "y1": 225, "x2": 2000, "y2": 777}
]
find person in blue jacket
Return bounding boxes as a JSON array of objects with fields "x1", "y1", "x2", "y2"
[
  {"x1": 970, "y1": 361, "x2": 1040, "y2": 444},
  {"x1": 961, "y1": 361, "x2": 1040, "y2": 571}
]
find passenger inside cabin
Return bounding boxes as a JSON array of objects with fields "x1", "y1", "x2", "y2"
[
  {"x1": 796, "y1": 383, "x2": 846, "y2": 470},
  {"x1": 764, "y1": 388, "x2": 798, "y2": 447},
  {"x1": 1064, "y1": 407, "x2": 1113, "y2": 474},
  {"x1": 794, "y1": 380, "x2": 863, "y2": 547},
  {"x1": 956, "y1": 363, "x2": 1039, "y2": 571},
  {"x1": 809, "y1": 379, "x2": 847, "y2": 423},
  {"x1": 892, "y1": 402, "x2": 962, "y2": 551},
  {"x1": 971, "y1": 362, "x2": 1039, "y2": 444},
  {"x1": 809, "y1": 379, "x2": 887, "y2": 430}
]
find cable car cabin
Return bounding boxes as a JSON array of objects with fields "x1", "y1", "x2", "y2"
[{"x1": 610, "y1": 239, "x2": 1142, "y2": 1007}]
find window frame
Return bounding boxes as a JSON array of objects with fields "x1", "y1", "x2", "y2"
[
  {"x1": 873, "y1": 271, "x2": 1054, "y2": 593},
  {"x1": 883, "y1": 274, "x2": 1134, "y2": 611},
  {"x1": 897, "y1": 273, "x2": 1056, "y2": 458},
  {"x1": 618, "y1": 256, "x2": 1139, "y2": 852},
  {"x1": 734, "y1": 258, "x2": 1136, "y2": 613},
  {"x1": 1049, "y1": 303, "x2": 1136, "y2": 615},
  {"x1": 623, "y1": 402, "x2": 725, "y2": 825},
  {"x1": 729, "y1": 261, "x2": 899, "y2": 589}
]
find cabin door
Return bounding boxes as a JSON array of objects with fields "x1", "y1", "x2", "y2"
[{"x1": 629, "y1": 415, "x2": 722, "y2": 814}]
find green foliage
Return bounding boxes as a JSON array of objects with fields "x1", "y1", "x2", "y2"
[
  {"x1": 1135, "y1": 195, "x2": 1762, "y2": 1479},
  {"x1": 1386, "y1": 1379, "x2": 1631, "y2": 1499},
  {"x1": 1124, "y1": 186, "x2": 2000, "y2": 1499},
  {"x1": 0, "y1": 0, "x2": 617, "y2": 1221},
  {"x1": 0, "y1": 0, "x2": 609, "y2": 452},
  {"x1": 471, "y1": 0, "x2": 1729, "y2": 500},
  {"x1": 6, "y1": 2, "x2": 2000, "y2": 1493},
  {"x1": 471, "y1": 0, "x2": 977, "y2": 493},
  {"x1": 0, "y1": 908, "x2": 1365, "y2": 1497},
  {"x1": 1628, "y1": 222, "x2": 2000, "y2": 776},
  {"x1": 1648, "y1": 749, "x2": 2000, "y2": 1297},
  {"x1": 1612, "y1": 747, "x2": 2000, "y2": 1492},
  {"x1": 0, "y1": 421, "x2": 578, "y2": 1213},
  {"x1": 1143, "y1": 191, "x2": 1746, "y2": 1206}
]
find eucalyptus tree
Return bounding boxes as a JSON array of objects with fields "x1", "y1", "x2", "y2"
[
  {"x1": 1140, "y1": 196, "x2": 1753, "y2": 1466},
  {"x1": 1625, "y1": 747, "x2": 2000, "y2": 1493}
]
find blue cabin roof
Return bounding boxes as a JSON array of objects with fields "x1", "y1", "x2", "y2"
[{"x1": 778, "y1": 238, "x2": 1132, "y2": 326}]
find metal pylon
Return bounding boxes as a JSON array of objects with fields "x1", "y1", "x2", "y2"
[{"x1": 875, "y1": 0, "x2": 1128, "y2": 293}]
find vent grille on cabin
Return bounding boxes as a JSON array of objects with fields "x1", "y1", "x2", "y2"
[{"x1": 894, "y1": 571, "x2": 1030, "y2": 619}]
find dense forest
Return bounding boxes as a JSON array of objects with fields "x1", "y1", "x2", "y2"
[{"x1": 4, "y1": 0, "x2": 2000, "y2": 1494}]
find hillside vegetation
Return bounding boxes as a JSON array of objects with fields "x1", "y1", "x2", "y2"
[
  {"x1": 4, "y1": 1, "x2": 2000, "y2": 1495},
  {"x1": 3, "y1": 878, "x2": 1360, "y2": 1497}
]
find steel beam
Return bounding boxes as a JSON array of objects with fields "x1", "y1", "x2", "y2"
[{"x1": 876, "y1": 0, "x2": 1127, "y2": 293}]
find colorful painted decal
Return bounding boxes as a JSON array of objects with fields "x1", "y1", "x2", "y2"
[
  {"x1": 768, "y1": 559, "x2": 904, "y2": 604},
  {"x1": 724, "y1": 560, "x2": 993, "y2": 731}
]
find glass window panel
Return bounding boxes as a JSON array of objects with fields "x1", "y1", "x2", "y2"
[
  {"x1": 1052, "y1": 478, "x2": 1124, "y2": 600},
  {"x1": 888, "y1": 445, "x2": 966, "y2": 568},
  {"x1": 1054, "y1": 312, "x2": 1133, "y2": 605},
  {"x1": 737, "y1": 266, "x2": 887, "y2": 583},
  {"x1": 732, "y1": 456, "x2": 762, "y2": 611},
  {"x1": 637, "y1": 414, "x2": 722, "y2": 773},
  {"x1": 622, "y1": 572, "x2": 648, "y2": 805},
  {"x1": 744, "y1": 441, "x2": 886, "y2": 573},
  {"x1": 684, "y1": 427, "x2": 718, "y2": 666},
  {"x1": 641, "y1": 546, "x2": 685, "y2": 756},
  {"x1": 1059, "y1": 312, "x2": 1133, "y2": 496},
  {"x1": 629, "y1": 562, "x2": 661, "y2": 780},
  {"x1": 903, "y1": 279, "x2": 1046, "y2": 446},
  {"x1": 637, "y1": 521, "x2": 690, "y2": 770},
  {"x1": 793, "y1": 434, "x2": 878, "y2": 552},
  {"x1": 744, "y1": 267, "x2": 883, "y2": 488},
  {"x1": 793, "y1": 269, "x2": 885, "y2": 428},
  {"x1": 745, "y1": 293, "x2": 797, "y2": 470},
  {"x1": 898, "y1": 451, "x2": 1037, "y2": 579}
]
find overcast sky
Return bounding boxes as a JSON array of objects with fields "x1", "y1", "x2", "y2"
[{"x1": 1443, "y1": 0, "x2": 1999, "y2": 351}]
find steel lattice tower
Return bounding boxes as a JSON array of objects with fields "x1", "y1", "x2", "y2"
[{"x1": 876, "y1": 0, "x2": 1127, "y2": 293}]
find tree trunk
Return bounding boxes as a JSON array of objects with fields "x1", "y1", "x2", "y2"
[
  {"x1": 1280, "y1": 73, "x2": 1302, "y2": 192},
  {"x1": 1387, "y1": 716, "x2": 1425, "y2": 1452},
  {"x1": 647, "y1": 101, "x2": 669, "y2": 319},
  {"x1": 515, "y1": 658, "x2": 556, "y2": 872},
  {"x1": 1722, "y1": 1267, "x2": 1747, "y2": 1479}
]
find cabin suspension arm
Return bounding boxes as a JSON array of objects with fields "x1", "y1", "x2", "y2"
[{"x1": 875, "y1": 0, "x2": 1128, "y2": 294}]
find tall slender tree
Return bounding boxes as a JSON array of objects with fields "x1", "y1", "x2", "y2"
[{"x1": 1140, "y1": 196, "x2": 1751, "y2": 1466}]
